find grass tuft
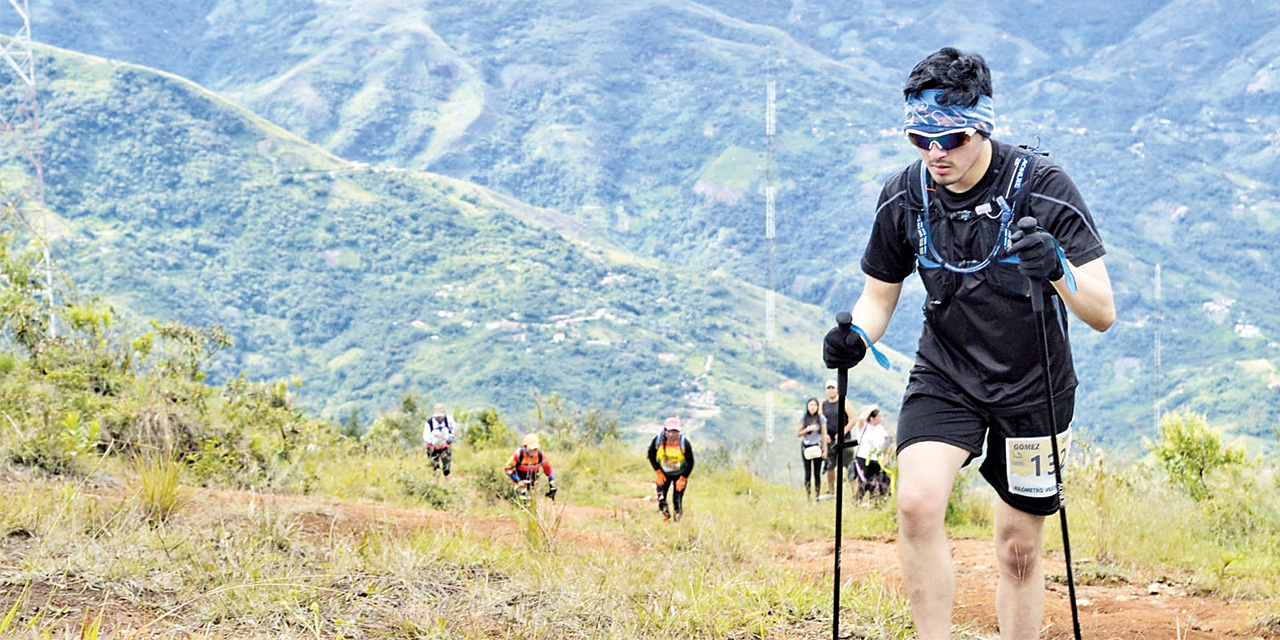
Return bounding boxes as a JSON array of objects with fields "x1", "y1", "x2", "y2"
[{"x1": 135, "y1": 454, "x2": 188, "y2": 525}]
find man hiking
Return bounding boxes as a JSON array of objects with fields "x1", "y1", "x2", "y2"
[
  {"x1": 505, "y1": 433, "x2": 556, "y2": 501},
  {"x1": 823, "y1": 48, "x2": 1114, "y2": 640},
  {"x1": 648, "y1": 416, "x2": 695, "y2": 522},
  {"x1": 422, "y1": 403, "x2": 456, "y2": 483},
  {"x1": 821, "y1": 380, "x2": 856, "y2": 499}
]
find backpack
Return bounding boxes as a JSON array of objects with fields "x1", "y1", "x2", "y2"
[
  {"x1": 423, "y1": 415, "x2": 455, "y2": 448},
  {"x1": 515, "y1": 447, "x2": 544, "y2": 470}
]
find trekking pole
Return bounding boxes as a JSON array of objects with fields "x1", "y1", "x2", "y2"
[
  {"x1": 831, "y1": 311, "x2": 855, "y2": 640},
  {"x1": 1019, "y1": 218, "x2": 1083, "y2": 640}
]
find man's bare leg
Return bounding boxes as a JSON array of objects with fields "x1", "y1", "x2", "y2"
[
  {"x1": 993, "y1": 500, "x2": 1047, "y2": 640},
  {"x1": 897, "y1": 441, "x2": 970, "y2": 640}
]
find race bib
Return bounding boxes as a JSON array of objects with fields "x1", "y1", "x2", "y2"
[{"x1": 1005, "y1": 427, "x2": 1072, "y2": 498}]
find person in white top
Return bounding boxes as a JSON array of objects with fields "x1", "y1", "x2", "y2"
[
  {"x1": 850, "y1": 404, "x2": 890, "y2": 501},
  {"x1": 422, "y1": 403, "x2": 457, "y2": 483}
]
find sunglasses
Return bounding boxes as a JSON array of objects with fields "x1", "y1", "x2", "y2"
[{"x1": 906, "y1": 128, "x2": 977, "y2": 151}]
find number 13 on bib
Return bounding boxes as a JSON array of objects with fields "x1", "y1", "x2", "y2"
[{"x1": 1006, "y1": 428, "x2": 1072, "y2": 498}]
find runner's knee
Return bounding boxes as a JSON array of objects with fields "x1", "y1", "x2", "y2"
[
  {"x1": 995, "y1": 538, "x2": 1041, "y2": 582},
  {"x1": 896, "y1": 484, "x2": 947, "y2": 534}
]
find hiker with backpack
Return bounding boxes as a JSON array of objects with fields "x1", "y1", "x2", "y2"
[
  {"x1": 796, "y1": 397, "x2": 828, "y2": 502},
  {"x1": 648, "y1": 416, "x2": 695, "y2": 522},
  {"x1": 851, "y1": 405, "x2": 891, "y2": 503},
  {"x1": 422, "y1": 403, "x2": 457, "y2": 483},
  {"x1": 822, "y1": 48, "x2": 1114, "y2": 640},
  {"x1": 505, "y1": 433, "x2": 557, "y2": 501}
]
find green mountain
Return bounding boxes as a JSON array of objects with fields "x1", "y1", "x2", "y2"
[
  {"x1": 5, "y1": 44, "x2": 910, "y2": 448},
  {"x1": 23, "y1": 0, "x2": 1280, "y2": 449}
]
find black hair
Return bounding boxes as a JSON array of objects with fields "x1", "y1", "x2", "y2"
[
  {"x1": 903, "y1": 47, "x2": 992, "y2": 107},
  {"x1": 805, "y1": 397, "x2": 821, "y2": 414},
  {"x1": 803, "y1": 397, "x2": 823, "y2": 428},
  {"x1": 869, "y1": 409, "x2": 880, "y2": 419}
]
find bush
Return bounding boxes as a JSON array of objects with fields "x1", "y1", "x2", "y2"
[
  {"x1": 464, "y1": 460, "x2": 522, "y2": 503},
  {"x1": 458, "y1": 408, "x2": 514, "y2": 451},
  {"x1": 8, "y1": 410, "x2": 100, "y2": 476},
  {"x1": 1146, "y1": 409, "x2": 1246, "y2": 501},
  {"x1": 397, "y1": 473, "x2": 452, "y2": 509},
  {"x1": 531, "y1": 392, "x2": 618, "y2": 451}
]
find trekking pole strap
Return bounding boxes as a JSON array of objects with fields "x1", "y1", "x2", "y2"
[{"x1": 851, "y1": 324, "x2": 891, "y2": 370}]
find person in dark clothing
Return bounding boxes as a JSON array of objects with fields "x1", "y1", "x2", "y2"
[
  {"x1": 648, "y1": 416, "x2": 695, "y2": 522},
  {"x1": 821, "y1": 380, "x2": 856, "y2": 498},
  {"x1": 823, "y1": 48, "x2": 1114, "y2": 640},
  {"x1": 796, "y1": 397, "x2": 828, "y2": 502}
]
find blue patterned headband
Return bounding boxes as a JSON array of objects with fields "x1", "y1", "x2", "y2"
[{"x1": 903, "y1": 89, "x2": 994, "y2": 135}]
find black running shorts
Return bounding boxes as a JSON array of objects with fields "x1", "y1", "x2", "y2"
[{"x1": 896, "y1": 390, "x2": 1074, "y2": 516}]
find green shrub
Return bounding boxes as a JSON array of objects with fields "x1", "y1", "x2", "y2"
[
  {"x1": 397, "y1": 472, "x2": 452, "y2": 509},
  {"x1": 9, "y1": 411, "x2": 100, "y2": 475},
  {"x1": 464, "y1": 460, "x2": 522, "y2": 503},
  {"x1": 532, "y1": 391, "x2": 618, "y2": 450},
  {"x1": 458, "y1": 408, "x2": 514, "y2": 451},
  {"x1": 1147, "y1": 409, "x2": 1246, "y2": 501}
]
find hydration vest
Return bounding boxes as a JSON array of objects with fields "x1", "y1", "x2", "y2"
[
  {"x1": 904, "y1": 147, "x2": 1042, "y2": 308},
  {"x1": 513, "y1": 446, "x2": 544, "y2": 472},
  {"x1": 654, "y1": 434, "x2": 687, "y2": 474},
  {"x1": 424, "y1": 415, "x2": 455, "y2": 447}
]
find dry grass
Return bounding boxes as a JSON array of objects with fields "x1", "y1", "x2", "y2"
[
  {"x1": 1, "y1": 438, "x2": 1278, "y2": 638},
  {"x1": 0, "y1": 445, "x2": 914, "y2": 639}
]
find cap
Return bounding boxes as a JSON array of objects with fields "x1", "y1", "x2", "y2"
[
  {"x1": 432, "y1": 403, "x2": 446, "y2": 417},
  {"x1": 663, "y1": 416, "x2": 681, "y2": 431},
  {"x1": 825, "y1": 380, "x2": 837, "y2": 389},
  {"x1": 523, "y1": 433, "x2": 540, "y2": 450}
]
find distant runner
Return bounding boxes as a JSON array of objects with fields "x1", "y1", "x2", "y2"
[
  {"x1": 422, "y1": 403, "x2": 457, "y2": 483},
  {"x1": 505, "y1": 433, "x2": 556, "y2": 501},
  {"x1": 648, "y1": 417, "x2": 695, "y2": 522}
]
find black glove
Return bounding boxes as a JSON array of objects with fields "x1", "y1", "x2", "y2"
[
  {"x1": 823, "y1": 319, "x2": 866, "y2": 370},
  {"x1": 1008, "y1": 217, "x2": 1064, "y2": 281}
]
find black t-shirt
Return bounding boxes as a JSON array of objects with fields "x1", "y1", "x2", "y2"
[
  {"x1": 860, "y1": 140, "x2": 1106, "y2": 414},
  {"x1": 821, "y1": 399, "x2": 847, "y2": 437}
]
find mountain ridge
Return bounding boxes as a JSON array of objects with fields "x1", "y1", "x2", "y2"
[{"x1": 19, "y1": 0, "x2": 1280, "y2": 449}]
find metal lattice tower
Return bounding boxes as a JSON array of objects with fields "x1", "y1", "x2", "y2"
[
  {"x1": 1, "y1": 0, "x2": 43, "y2": 197},
  {"x1": 1, "y1": 0, "x2": 56, "y2": 334},
  {"x1": 763, "y1": 79, "x2": 777, "y2": 446}
]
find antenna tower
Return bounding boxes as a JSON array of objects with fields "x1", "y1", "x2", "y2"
[
  {"x1": 1154, "y1": 263, "x2": 1162, "y2": 428},
  {"x1": 763, "y1": 77, "x2": 778, "y2": 448},
  {"x1": 1, "y1": 0, "x2": 56, "y2": 335}
]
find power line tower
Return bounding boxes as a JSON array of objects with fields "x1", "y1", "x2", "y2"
[
  {"x1": 763, "y1": 78, "x2": 778, "y2": 450},
  {"x1": 1, "y1": 0, "x2": 43, "y2": 197},
  {"x1": 1, "y1": 0, "x2": 56, "y2": 335},
  {"x1": 1153, "y1": 263, "x2": 1162, "y2": 428}
]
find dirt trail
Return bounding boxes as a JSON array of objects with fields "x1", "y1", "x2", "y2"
[
  {"x1": 788, "y1": 537, "x2": 1273, "y2": 639},
  {"x1": 187, "y1": 487, "x2": 1276, "y2": 640}
]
